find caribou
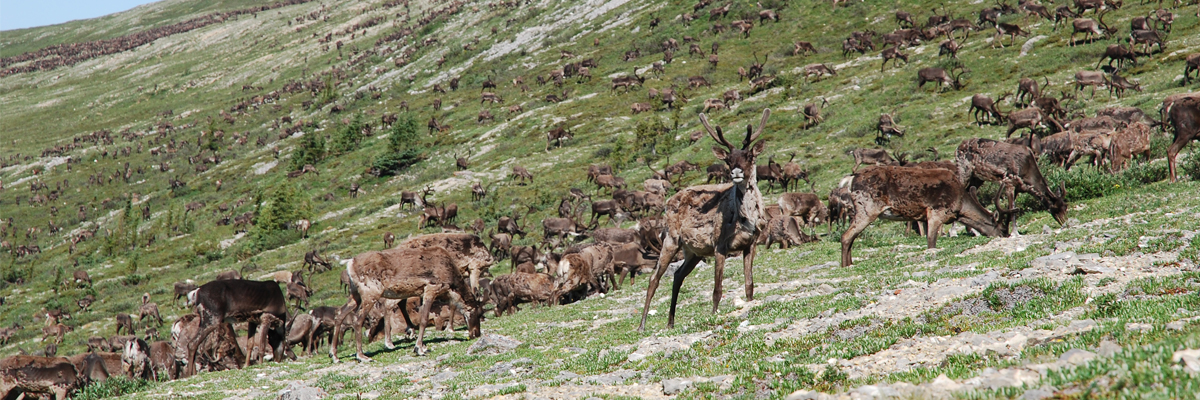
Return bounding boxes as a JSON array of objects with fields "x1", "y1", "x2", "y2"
[{"x1": 639, "y1": 109, "x2": 771, "y2": 331}]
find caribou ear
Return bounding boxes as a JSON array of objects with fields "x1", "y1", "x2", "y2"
[
  {"x1": 712, "y1": 146, "x2": 730, "y2": 161},
  {"x1": 749, "y1": 139, "x2": 767, "y2": 157}
]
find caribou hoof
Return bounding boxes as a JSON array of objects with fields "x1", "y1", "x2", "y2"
[
  {"x1": 356, "y1": 354, "x2": 374, "y2": 363},
  {"x1": 384, "y1": 340, "x2": 396, "y2": 350},
  {"x1": 414, "y1": 345, "x2": 429, "y2": 356}
]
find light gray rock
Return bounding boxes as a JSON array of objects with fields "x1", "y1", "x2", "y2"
[
  {"x1": 482, "y1": 361, "x2": 512, "y2": 376},
  {"x1": 1019, "y1": 35, "x2": 1047, "y2": 56},
  {"x1": 1095, "y1": 340, "x2": 1123, "y2": 357},
  {"x1": 927, "y1": 374, "x2": 962, "y2": 393},
  {"x1": 855, "y1": 384, "x2": 900, "y2": 398},
  {"x1": 933, "y1": 285, "x2": 968, "y2": 299},
  {"x1": 1070, "y1": 263, "x2": 1113, "y2": 275},
  {"x1": 627, "y1": 331, "x2": 712, "y2": 362},
  {"x1": 663, "y1": 378, "x2": 693, "y2": 395},
  {"x1": 785, "y1": 389, "x2": 824, "y2": 400},
  {"x1": 1060, "y1": 349, "x2": 1096, "y2": 365},
  {"x1": 430, "y1": 370, "x2": 459, "y2": 383},
  {"x1": 1172, "y1": 349, "x2": 1200, "y2": 372},
  {"x1": 1125, "y1": 322, "x2": 1154, "y2": 332},
  {"x1": 586, "y1": 369, "x2": 638, "y2": 385},
  {"x1": 555, "y1": 371, "x2": 580, "y2": 380},
  {"x1": 1021, "y1": 388, "x2": 1054, "y2": 400},
  {"x1": 979, "y1": 368, "x2": 1039, "y2": 389},
  {"x1": 277, "y1": 383, "x2": 327, "y2": 400},
  {"x1": 1167, "y1": 321, "x2": 1185, "y2": 331},
  {"x1": 466, "y1": 333, "x2": 522, "y2": 355},
  {"x1": 710, "y1": 375, "x2": 734, "y2": 387},
  {"x1": 817, "y1": 284, "x2": 837, "y2": 295}
]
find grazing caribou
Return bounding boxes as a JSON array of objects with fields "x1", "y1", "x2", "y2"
[
  {"x1": 184, "y1": 280, "x2": 287, "y2": 376},
  {"x1": 395, "y1": 233, "x2": 494, "y2": 291},
  {"x1": 1, "y1": 355, "x2": 79, "y2": 400},
  {"x1": 955, "y1": 138, "x2": 1069, "y2": 225},
  {"x1": 917, "y1": 66, "x2": 966, "y2": 91},
  {"x1": 840, "y1": 166, "x2": 1007, "y2": 266},
  {"x1": 970, "y1": 93, "x2": 1009, "y2": 125},
  {"x1": 333, "y1": 247, "x2": 483, "y2": 360}
]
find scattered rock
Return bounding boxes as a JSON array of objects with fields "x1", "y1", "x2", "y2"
[
  {"x1": 1173, "y1": 349, "x2": 1200, "y2": 372},
  {"x1": 662, "y1": 377, "x2": 692, "y2": 395},
  {"x1": 428, "y1": 370, "x2": 459, "y2": 384},
  {"x1": 585, "y1": 369, "x2": 638, "y2": 385},
  {"x1": 928, "y1": 374, "x2": 961, "y2": 392},
  {"x1": 482, "y1": 361, "x2": 513, "y2": 376},
  {"x1": 1125, "y1": 322, "x2": 1154, "y2": 332},
  {"x1": 1167, "y1": 320, "x2": 1185, "y2": 331},
  {"x1": 466, "y1": 333, "x2": 522, "y2": 355},
  {"x1": 1070, "y1": 263, "x2": 1114, "y2": 275},
  {"x1": 1021, "y1": 388, "x2": 1055, "y2": 400},
  {"x1": 628, "y1": 331, "x2": 711, "y2": 362},
  {"x1": 1019, "y1": 35, "x2": 1047, "y2": 56},
  {"x1": 816, "y1": 284, "x2": 836, "y2": 295},
  {"x1": 855, "y1": 384, "x2": 900, "y2": 398},
  {"x1": 1094, "y1": 340, "x2": 1122, "y2": 357},
  {"x1": 785, "y1": 389, "x2": 824, "y2": 400},
  {"x1": 277, "y1": 383, "x2": 326, "y2": 400},
  {"x1": 1059, "y1": 349, "x2": 1096, "y2": 365}
]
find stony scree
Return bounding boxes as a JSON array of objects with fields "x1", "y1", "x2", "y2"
[{"x1": 466, "y1": 333, "x2": 523, "y2": 355}]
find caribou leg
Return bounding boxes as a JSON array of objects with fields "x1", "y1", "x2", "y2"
[
  {"x1": 639, "y1": 235, "x2": 683, "y2": 332},
  {"x1": 414, "y1": 284, "x2": 447, "y2": 356},
  {"x1": 1168, "y1": 137, "x2": 1190, "y2": 183},
  {"x1": 925, "y1": 211, "x2": 949, "y2": 249},
  {"x1": 668, "y1": 255, "x2": 702, "y2": 329},
  {"x1": 743, "y1": 244, "x2": 756, "y2": 301},
  {"x1": 397, "y1": 298, "x2": 417, "y2": 336},
  {"x1": 711, "y1": 253, "x2": 726, "y2": 313},
  {"x1": 353, "y1": 300, "x2": 376, "y2": 362},
  {"x1": 381, "y1": 301, "x2": 397, "y2": 350},
  {"x1": 840, "y1": 202, "x2": 883, "y2": 267}
]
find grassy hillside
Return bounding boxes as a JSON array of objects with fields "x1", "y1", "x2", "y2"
[{"x1": 1, "y1": 0, "x2": 1199, "y2": 398}]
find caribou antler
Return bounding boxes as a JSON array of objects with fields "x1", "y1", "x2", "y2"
[
  {"x1": 699, "y1": 113, "x2": 733, "y2": 149},
  {"x1": 743, "y1": 108, "x2": 771, "y2": 149}
]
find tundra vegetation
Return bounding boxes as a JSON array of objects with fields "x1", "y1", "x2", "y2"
[{"x1": 1, "y1": 0, "x2": 1199, "y2": 398}]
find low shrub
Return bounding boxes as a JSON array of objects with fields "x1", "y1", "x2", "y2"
[{"x1": 75, "y1": 376, "x2": 150, "y2": 400}]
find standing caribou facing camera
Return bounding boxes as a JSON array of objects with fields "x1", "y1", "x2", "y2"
[{"x1": 639, "y1": 109, "x2": 771, "y2": 331}]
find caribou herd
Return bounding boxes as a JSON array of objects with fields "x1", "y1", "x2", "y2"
[{"x1": 4, "y1": 0, "x2": 1200, "y2": 397}]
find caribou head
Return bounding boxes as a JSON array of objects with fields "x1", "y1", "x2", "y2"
[{"x1": 700, "y1": 109, "x2": 770, "y2": 189}]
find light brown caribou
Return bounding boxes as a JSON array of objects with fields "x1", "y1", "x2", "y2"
[
  {"x1": 333, "y1": 247, "x2": 483, "y2": 360},
  {"x1": 639, "y1": 109, "x2": 771, "y2": 331},
  {"x1": 840, "y1": 166, "x2": 1007, "y2": 267}
]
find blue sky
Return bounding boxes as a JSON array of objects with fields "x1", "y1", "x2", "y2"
[{"x1": 1, "y1": 0, "x2": 161, "y2": 31}]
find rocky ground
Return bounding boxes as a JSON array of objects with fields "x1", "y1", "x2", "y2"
[{"x1": 159, "y1": 196, "x2": 1200, "y2": 400}]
